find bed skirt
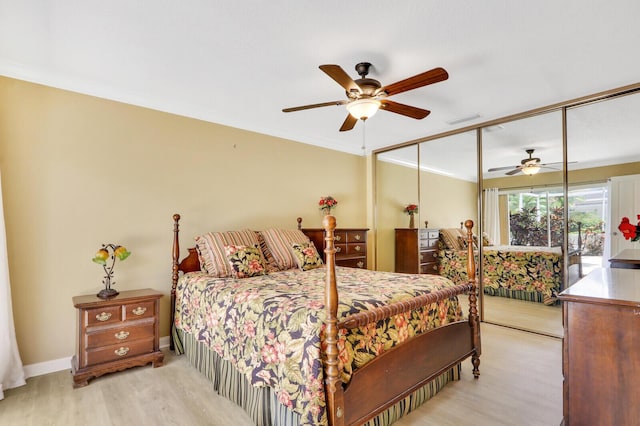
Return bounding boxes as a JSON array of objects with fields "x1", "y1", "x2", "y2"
[
  {"x1": 484, "y1": 287, "x2": 557, "y2": 305},
  {"x1": 176, "y1": 329, "x2": 461, "y2": 426}
]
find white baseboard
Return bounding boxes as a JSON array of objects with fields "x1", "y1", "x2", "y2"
[
  {"x1": 23, "y1": 336, "x2": 172, "y2": 379},
  {"x1": 24, "y1": 357, "x2": 71, "y2": 379}
]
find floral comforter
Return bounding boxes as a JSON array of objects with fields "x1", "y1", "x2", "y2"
[
  {"x1": 438, "y1": 245, "x2": 563, "y2": 305},
  {"x1": 174, "y1": 266, "x2": 463, "y2": 425}
]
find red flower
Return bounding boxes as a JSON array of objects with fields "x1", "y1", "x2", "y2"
[
  {"x1": 319, "y1": 196, "x2": 338, "y2": 213},
  {"x1": 618, "y1": 216, "x2": 638, "y2": 241},
  {"x1": 404, "y1": 204, "x2": 418, "y2": 215}
]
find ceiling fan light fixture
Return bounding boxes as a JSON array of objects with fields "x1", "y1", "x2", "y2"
[
  {"x1": 522, "y1": 164, "x2": 541, "y2": 175},
  {"x1": 347, "y1": 98, "x2": 381, "y2": 120}
]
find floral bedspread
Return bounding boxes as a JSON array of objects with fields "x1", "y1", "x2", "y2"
[
  {"x1": 174, "y1": 267, "x2": 463, "y2": 425},
  {"x1": 438, "y1": 246, "x2": 563, "y2": 305}
]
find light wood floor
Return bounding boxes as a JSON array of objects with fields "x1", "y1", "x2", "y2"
[{"x1": 0, "y1": 323, "x2": 562, "y2": 426}]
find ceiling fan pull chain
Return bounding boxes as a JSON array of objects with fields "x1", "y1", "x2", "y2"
[{"x1": 361, "y1": 118, "x2": 367, "y2": 152}]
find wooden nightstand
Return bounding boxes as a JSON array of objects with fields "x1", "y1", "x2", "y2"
[{"x1": 71, "y1": 288, "x2": 164, "y2": 388}]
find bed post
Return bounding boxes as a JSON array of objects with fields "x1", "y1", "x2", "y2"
[
  {"x1": 170, "y1": 213, "x2": 181, "y2": 351},
  {"x1": 464, "y1": 220, "x2": 481, "y2": 378},
  {"x1": 323, "y1": 214, "x2": 345, "y2": 426}
]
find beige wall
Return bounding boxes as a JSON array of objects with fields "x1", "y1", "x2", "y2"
[
  {"x1": 0, "y1": 77, "x2": 367, "y2": 365},
  {"x1": 375, "y1": 159, "x2": 477, "y2": 272}
]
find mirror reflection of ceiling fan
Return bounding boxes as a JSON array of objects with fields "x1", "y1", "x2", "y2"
[
  {"x1": 488, "y1": 149, "x2": 575, "y2": 176},
  {"x1": 282, "y1": 62, "x2": 448, "y2": 132}
]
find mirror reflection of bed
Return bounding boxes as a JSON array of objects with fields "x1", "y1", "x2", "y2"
[{"x1": 374, "y1": 83, "x2": 640, "y2": 339}]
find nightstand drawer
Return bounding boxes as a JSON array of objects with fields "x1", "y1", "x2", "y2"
[
  {"x1": 124, "y1": 300, "x2": 155, "y2": 321},
  {"x1": 86, "y1": 323, "x2": 155, "y2": 349},
  {"x1": 84, "y1": 337, "x2": 155, "y2": 367},
  {"x1": 85, "y1": 306, "x2": 121, "y2": 326}
]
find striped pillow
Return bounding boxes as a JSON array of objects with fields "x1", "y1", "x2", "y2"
[
  {"x1": 194, "y1": 229, "x2": 261, "y2": 277},
  {"x1": 259, "y1": 229, "x2": 311, "y2": 271}
]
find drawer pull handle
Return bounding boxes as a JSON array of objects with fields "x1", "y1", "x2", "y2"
[
  {"x1": 114, "y1": 347, "x2": 130, "y2": 357},
  {"x1": 336, "y1": 247, "x2": 342, "y2": 252},
  {"x1": 354, "y1": 234, "x2": 361, "y2": 241},
  {"x1": 335, "y1": 235, "x2": 341, "y2": 241},
  {"x1": 356, "y1": 261, "x2": 364, "y2": 268},
  {"x1": 115, "y1": 331, "x2": 130, "y2": 340},
  {"x1": 132, "y1": 307, "x2": 147, "y2": 316},
  {"x1": 96, "y1": 312, "x2": 112, "y2": 322},
  {"x1": 354, "y1": 245, "x2": 361, "y2": 252}
]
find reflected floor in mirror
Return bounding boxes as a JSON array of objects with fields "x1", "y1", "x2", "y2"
[{"x1": 480, "y1": 296, "x2": 562, "y2": 338}]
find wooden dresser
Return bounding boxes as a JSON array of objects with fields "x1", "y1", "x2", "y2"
[
  {"x1": 71, "y1": 288, "x2": 164, "y2": 388},
  {"x1": 395, "y1": 228, "x2": 439, "y2": 274},
  {"x1": 558, "y1": 268, "x2": 640, "y2": 425},
  {"x1": 302, "y1": 228, "x2": 368, "y2": 269},
  {"x1": 608, "y1": 248, "x2": 640, "y2": 269}
]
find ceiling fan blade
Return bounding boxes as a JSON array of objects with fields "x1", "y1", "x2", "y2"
[
  {"x1": 339, "y1": 114, "x2": 358, "y2": 132},
  {"x1": 319, "y1": 65, "x2": 362, "y2": 94},
  {"x1": 381, "y1": 67, "x2": 449, "y2": 96},
  {"x1": 539, "y1": 161, "x2": 578, "y2": 167},
  {"x1": 488, "y1": 165, "x2": 519, "y2": 172},
  {"x1": 380, "y1": 100, "x2": 430, "y2": 119},
  {"x1": 505, "y1": 168, "x2": 523, "y2": 176},
  {"x1": 282, "y1": 100, "x2": 347, "y2": 113}
]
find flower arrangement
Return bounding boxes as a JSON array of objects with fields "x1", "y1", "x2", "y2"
[
  {"x1": 618, "y1": 215, "x2": 640, "y2": 242},
  {"x1": 92, "y1": 243, "x2": 131, "y2": 299},
  {"x1": 319, "y1": 196, "x2": 338, "y2": 214},
  {"x1": 404, "y1": 203, "x2": 419, "y2": 215}
]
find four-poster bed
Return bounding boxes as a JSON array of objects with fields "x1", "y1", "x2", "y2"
[{"x1": 170, "y1": 214, "x2": 480, "y2": 425}]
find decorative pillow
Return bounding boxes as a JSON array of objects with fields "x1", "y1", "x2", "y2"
[
  {"x1": 259, "y1": 229, "x2": 311, "y2": 271},
  {"x1": 440, "y1": 228, "x2": 463, "y2": 250},
  {"x1": 458, "y1": 234, "x2": 478, "y2": 249},
  {"x1": 482, "y1": 232, "x2": 493, "y2": 246},
  {"x1": 224, "y1": 244, "x2": 267, "y2": 278},
  {"x1": 290, "y1": 242, "x2": 324, "y2": 271},
  {"x1": 257, "y1": 232, "x2": 281, "y2": 273},
  {"x1": 194, "y1": 229, "x2": 261, "y2": 277}
]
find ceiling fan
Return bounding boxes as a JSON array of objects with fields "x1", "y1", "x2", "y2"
[
  {"x1": 487, "y1": 149, "x2": 570, "y2": 176},
  {"x1": 282, "y1": 62, "x2": 448, "y2": 132}
]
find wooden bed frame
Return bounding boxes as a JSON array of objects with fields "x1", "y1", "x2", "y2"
[{"x1": 170, "y1": 214, "x2": 481, "y2": 426}]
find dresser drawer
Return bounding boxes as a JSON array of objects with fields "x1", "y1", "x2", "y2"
[
  {"x1": 346, "y1": 231, "x2": 366, "y2": 243},
  {"x1": 420, "y1": 238, "x2": 438, "y2": 249},
  {"x1": 84, "y1": 337, "x2": 155, "y2": 367},
  {"x1": 420, "y1": 262, "x2": 439, "y2": 274},
  {"x1": 86, "y1": 323, "x2": 155, "y2": 349},
  {"x1": 124, "y1": 300, "x2": 155, "y2": 321},
  {"x1": 419, "y1": 250, "x2": 438, "y2": 263},
  {"x1": 85, "y1": 305, "x2": 121, "y2": 327},
  {"x1": 337, "y1": 258, "x2": 367, "y2": 269},
  {"x1": 333, "y1": 231, "x2": 348, "y2": 243},
  {"x1": 419, "y1": 229, "x2": 439, "y2": 240},
  {"x1": 334, "y1": 244, "x2": 348, "y2": 257},
  {"x1": 346, "y1": 243, "x2": 366, "y2": 256}
]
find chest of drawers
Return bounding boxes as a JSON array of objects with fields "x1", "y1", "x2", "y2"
[
  {"x1": 558, "y1": 268, "x2": 640, "y2": 425},
  {"x1": 71, "y1": 288, "x2": 164, "y2": 388},
  {"x1": 302, "y1": 228, "x2": 369, "y2": 269},
  {"x1": 395, "y1": 228, "x2": 440, "y2": 274}
]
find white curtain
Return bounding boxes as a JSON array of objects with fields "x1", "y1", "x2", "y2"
[
  {"x1": 0, "y1": 172, "x2": 25, "y2": 400},
  {"x1": 483, "y1": 188, "x2": 501, "y2": 245}
]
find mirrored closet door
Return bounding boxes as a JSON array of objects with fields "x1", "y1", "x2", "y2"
[
  {"x1": 481, "y1": 111, "x2": 564, "y2": 337},
  {"x1": 566, "y1": 90, "x2": 640, "y2": 275}
]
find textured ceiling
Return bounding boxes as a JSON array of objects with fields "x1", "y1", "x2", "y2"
[{"x1": 1, "y1": 1, "x2": 640, "y2": 161}]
